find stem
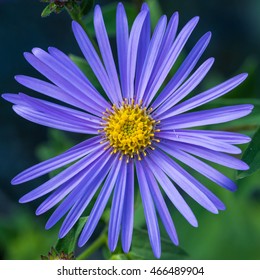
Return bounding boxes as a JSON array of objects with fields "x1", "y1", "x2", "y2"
[{"x1": 77, "y1": 232, "x2": 107, "y2": 260}]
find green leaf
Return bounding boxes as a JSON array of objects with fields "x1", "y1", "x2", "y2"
[
  {"x1": 83, "y1": 3, "x2": 138, "y2": 37},
  {"x1": 55, "y1": 217, "x2": 88, "y2": 254},
  {"x1": 41, "y1": 3, "x2": 57, "y2": 17},
  {"x1": 146, "y1": 0, "x2": 163, "y2": 28},
  {"x1": 237, "y1": 127, "x2": 260, "y2": 179},
  {"x1": 80, "y1": 0, "x2": 94, "y2": 16},
  {"x1": 128, "y1": 228, "x2": 188, "y2": 260}
]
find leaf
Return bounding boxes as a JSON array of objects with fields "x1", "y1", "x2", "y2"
[
  {"x1": 146, "y1": 0, "x2": 163, "y2": 28},
  {"x1": 237, "y1": 127, "x2": 260, "y2": 179},
  {"x1": 41, "y1": 3, "x2": 57, "y2": 17},
  {"x1": 83, "y1": 3, "x2": 138, "y2": 37},
  {"x1": 128, "y1": 228, "x2": 188, "y2": 260},
  {"x1": 55, "y1": 217, "x2": 88, "y2": 254},
  {"x1": 80, "y1": 0, "x2": 94, "y2": 16}
]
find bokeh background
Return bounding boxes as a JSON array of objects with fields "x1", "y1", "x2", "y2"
[{"x1": 0, "y1": 0, "x2": 260, "y2": 260}]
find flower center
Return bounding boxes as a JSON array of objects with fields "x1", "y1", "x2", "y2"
[{"x1": 100, "y1": 100, "x2": 159, "y2": 161}]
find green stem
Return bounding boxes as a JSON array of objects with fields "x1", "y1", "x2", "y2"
[{"x1": 77, "y1": 232, "x2": 107, "y2": 260}]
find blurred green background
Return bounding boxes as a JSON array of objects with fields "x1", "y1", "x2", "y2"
[{"x1": 0, "y1": 0, "x2": 260, "y2": 260}]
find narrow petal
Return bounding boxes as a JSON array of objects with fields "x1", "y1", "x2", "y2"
[
  {"x1": 72, "y1": 21, "x2": 117, "y2": 104},
  {"x1": 161, "y1": 73, "x2": 248, "y2": 118},
  {"x1": 167, "y1": 141, "x2": 249, "y2": 170},
  {"x1": 158, "y1": 143, "x2": 237, "y2": 191},
  {"x1": 143, "y1": 16, "x2": 199, "y2": 106},
  {"x1": 144, "y1": 157, "x2": 198, "y2": 227},
  {"x1": 17, "y1": 93, "x2": 100, "y2": 129},
  {"x1": 19, "y1": 146, "x2": 106, "y2": 203},
  {"x1": 183, "y1": 130, "x2": 251, "y2": 144},
  {"x1": 121, "y1": 161, "x2": 134, "y2": 253},
  {"x1": 12, "y1": 136, "x2": 100, "y2": 184},
  {"x1": 59, "y1": 156, "x2": 115, "y2": 238},
  {"x1": 151, "y1": 32, "x2": 211, "y2": 110},
  {"x1": 136, "y1": 160, "x2": 161, "y2": 258},
  {"x1": 126, "y1": 10, "x2": 148, "y2": 99},
  {"x1": 135, "y1": 3, "x2": 151, "y2": 93},
  {"x1": 135, "y1": 15, "x2": 167, "y2": 102},
  {"x1": 47, "y1": 47, "x2": 95, "y2": 88},
  {"x1": 31, "y1": 48, "x2": 108, "y2": 110},
  {"x1": 149, "y1": 150, "x2": 219, "y2": 213},
  {"x1": 94, "y1": 5, "x2": 122, "y2": 103},
  {"x1": 45, "y1": 150, "x2": 113, "y2": 229},
  {"x1": 3, "y1": 93, "x2": 101, "y2": 124},
  {"x1": 160, "y1": 104, "x2": 254, "y2": 127},
  {"x1": 152, "y1": 12, "x2": 179, "y2": 74},
  {"x1": 158, "y1": 131, "x2": 241, "y2": 154},
  {"x1": 14, "y1": 75, "x2": 89, "y2": 111},
  {"x1": 13, "y1": 105, "x2": 97, "y2": 134},
  {"x1": 24, "y1": 52, "x2": 102, "y2": 116},
  {"x1": 144, "y1": 164, "x2": 179, "y2": 245},
  {"x1": 36, "y1": 168, "x2": 89, "y2": 215},
  {"x1": 108, "y1": 161, "x2": 127, "y2": 251},
  {"x1": 155, "y1": 57, "x2": 215, "y2": 116},
  {"x1": 116, "y1": 3, "x2": 129, "y2": 98},
  {"x1": 78, "y1": 158, "x2": 122, "y2": 247}
]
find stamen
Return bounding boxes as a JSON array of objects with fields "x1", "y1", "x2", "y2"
[{"x1": 99, "y1": 99, "x2": 160, "y2": 160}]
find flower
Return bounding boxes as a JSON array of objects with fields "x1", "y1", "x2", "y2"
[{"x1": 3, "y1": 2, "x2": 253, "y2": 258}]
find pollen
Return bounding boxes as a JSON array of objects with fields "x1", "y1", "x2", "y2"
[{"x1": 99, "y1": 99, "x2": 159, "y2": 161}]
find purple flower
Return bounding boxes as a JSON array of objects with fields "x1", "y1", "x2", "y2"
[{"x1": 3, "y1": 3, "x2": 252, "y2": 258}]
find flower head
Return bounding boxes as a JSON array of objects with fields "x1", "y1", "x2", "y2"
[{"x1": 3, "y1": 3, "x2": 253, "y2": 258}]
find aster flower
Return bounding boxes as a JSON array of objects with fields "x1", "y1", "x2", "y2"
[{"x1": 3, "y1": 3, "x2": 253, "y2": 258}]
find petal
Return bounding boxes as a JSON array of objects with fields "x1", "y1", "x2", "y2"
[
  {"x1": 108, "y1": 161, "x2": 127, "y2": 251},
  {"x1": 135, "y1": 15, "x2": 167, "y2": 102},
  {"x1": 45, "y1": 149, "x2": 113, "y2": 229},
  {"x1": 3, "y1": 93, "x2": 101, "y2": 124},
  {"x1": 47, "y1": 47, "x2": 95, "y2": 88},
  {"x1": 19, "y1": 145, "x2": 106, "y2": 203},
  {"x1": 161, "y1": 73, "x2": 248, "y2": 118},
  {"x1": 72, "y1": 21, "x2": 116, "y2": 104},
  {"x1": 12, "y1": 136, "x2": 100, "y2": 184},
  {"x1": 24, "y1": 52, "x2": 102, "y2": 116},
  {"x1": 155, "y1": 57, "x2": 215, "y2": 116},
  {"x1": 143, "y1": 16, "x2": 199, "y2": 106},
  {"x1": 14, "y1": 75, "x2": 89, "y2": 111},
  {"x1": 167, "y1": 141, "x2": 249, "y2": 170},
  {"x1": 144, "y1": 157, "x2": 198, "y2": 227},
  {"x1": 134, "y1": 3, "x2": 151, "y2": 93},
  {"x1": 121, "y1": 161, "x2": 134, "y2": 253},
  {"x1": 126, "y1": 10, "x2": 148, "y2": 99},
  {"x1": 136, "y1": 160, "x2": 161, "y2": 258},
  {"x1": 144, "y1": 164, "x2": 179, "y2": 245},
  {"x1": 158, "y1": 143, "x2": 237, "y2": 191},
  {"x1": 94, "y1": 5, "x2": 122, "y2": 103},
  {"x1": 78, "y1": 157, "x2": 122, "y2": 247},
  {"x1": 116, "y1": 3, "x2": 129, "y2": 98},
  {"x1": 149, "y1": 150, "x2": 219, "y2": 213},
  {"x1": 158, "y1": 131, "x2": 241, "y2": 154},
  {"x1": 13, "y1": 105, "x2": 97, "y2": 134},
  {"x1": 160, "y1": 104, "x2": 254, "y2": 127},
  {"x1": 59, "y1": 155, "x2": 115, "y2": 238},
  {"x1": 151, "y1": 32, "x2": 211, "y2": 110}
]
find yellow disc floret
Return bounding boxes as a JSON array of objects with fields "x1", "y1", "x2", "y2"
[{"x1": 100, "y1": 99, "x2": 159, "y2": 161}]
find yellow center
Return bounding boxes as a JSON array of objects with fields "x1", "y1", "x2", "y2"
[{"x1": 100, "y1": 100, "x2": 159, "y2": 161}]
